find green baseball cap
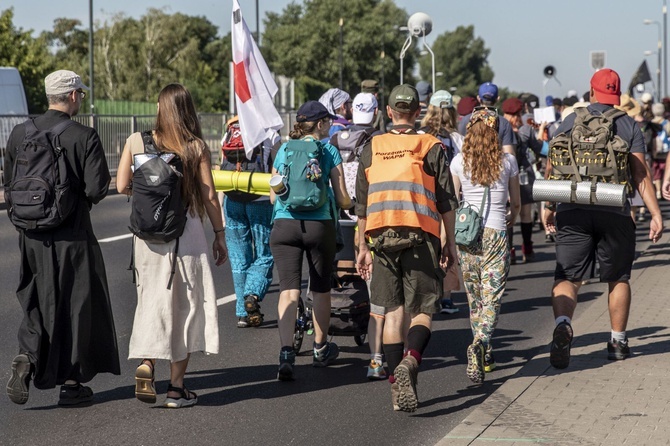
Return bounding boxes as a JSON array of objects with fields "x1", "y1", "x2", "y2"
[{"x1": 388, "y1": 84, "x2": 419, "y2": 113}]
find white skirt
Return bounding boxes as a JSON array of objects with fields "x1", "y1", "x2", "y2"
[{"x1": 128, "y1": 213, "x2": 219, "y2": 361}]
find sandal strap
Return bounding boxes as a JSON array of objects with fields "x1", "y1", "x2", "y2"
[{"x1": 167, "y1": 384, "x2": 197, "y2": 400}]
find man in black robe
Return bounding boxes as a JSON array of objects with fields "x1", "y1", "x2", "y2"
[{"x1": 4, "y1": 70, "x2": 120, "y2": 406}]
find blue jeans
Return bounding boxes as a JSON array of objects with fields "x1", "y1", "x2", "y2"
[{"x1": 223, "y1": 197, "x2": 274, "y2": 317}]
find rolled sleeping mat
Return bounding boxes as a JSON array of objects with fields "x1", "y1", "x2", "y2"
[
  {"x1": 211, "y1": 170, "x2": 272, "y2": 195},
  {"x1": 532, "y1": 179, "x2": 626, "y2": 207}
]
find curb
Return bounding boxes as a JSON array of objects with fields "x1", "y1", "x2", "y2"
[{"x1": 437, "y1": 231, "x2": 658, "y2": 445}]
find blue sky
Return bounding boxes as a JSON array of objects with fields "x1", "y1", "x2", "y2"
[{"x1": 8, "y1": 0, "x2": 670, "y2": 101}]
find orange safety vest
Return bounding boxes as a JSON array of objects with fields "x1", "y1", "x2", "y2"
[{"x1": 365, "y1": 133, "x2": 441, "y2": 238}]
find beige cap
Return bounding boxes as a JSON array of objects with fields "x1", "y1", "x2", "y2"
[{"x1": 44, "y1": 70, "x2": 88, "y2": 95}]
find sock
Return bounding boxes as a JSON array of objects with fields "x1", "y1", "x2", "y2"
[
  {"x1": 555, "y1": 316, "x2": 571, "y2": 326},
  {"x1": 406, "y1": 349, "x2": 422, "y2": 364},
  {"x1": 520, "y1": 222, "x2": 533, "y2": 246},
  {"x1": 64, "y1": 379, "x2": 78, "y2": 386},
  {"x1": 406, "y1": 325, "x2": 432, "y2": 360},
  {"x1": 371, "y1": 353, "x2": 383, "y2": 364},
  {"x1": 611, "y1": 331, "x2": 627, "y2": 343},
  {"x1": 383, "y1": 343, "x2": 404, "y2": 380},
  {"x1": 313, "y1": 341, "x2": 326, "y2": 350},
  {"x1": 507, "y1": 226, "x2": 514, "y2": 249}
]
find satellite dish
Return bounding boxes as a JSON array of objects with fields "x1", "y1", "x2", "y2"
[
  {"x1": 543, "y1": 65, "x2": 556, "y2": 78},
  {"x1": 407, "y1": 12, "x2": 432, "y2": 37}
]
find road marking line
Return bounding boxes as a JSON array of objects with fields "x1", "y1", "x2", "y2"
[
  {"x1": 217, "y1": 294, "x2": 236, "y2": 306},
  {"x1": 99, "y1": 233, "x2": 133, "y2": 243}
]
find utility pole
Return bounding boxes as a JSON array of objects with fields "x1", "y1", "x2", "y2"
[
  {"x1": 339, "y1": 18, "x2": 344, "y2": 90},
  {"x1": 88, "y1": 0, "x2": 94, "y2": 114},
  {"x1": 664, "y1": 0, "x2": 668, "y2": 97}
]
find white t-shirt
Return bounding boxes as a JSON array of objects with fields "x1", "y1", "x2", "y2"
[{"x1": 450, "y1": 153, "x2": 519, "y2": 231}]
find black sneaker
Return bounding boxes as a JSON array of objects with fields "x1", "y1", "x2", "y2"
[
  {"x1": 58, "y1": 383, "x2": 93, "y2": 406},
  {"x1": 607, "y1": 339, "x2": 631, "y2": 360},
  {"x1": 313, "y1": 342, "x2": 339, "y2": 367},
  {"x1": 6, "y1": 354, "x2": 33, "y2": 405},
  {"x1": 244, "y1": 294, "x2": 264, "y2": 327},
  {"x1": 550, "y1": 322, "x2": 573, "y2": 369},
  {"x1": 237, "y1": 317, "x2": 249, "y2": 328},
  {"x1": 483, "y1": 350, "x2": 496, "y2": 373},
  {"x1": 440, "y1": 298, "x2": 459, "y2": 314},
  {"x1": 277, "y1": 349, "x2": 296, "y2": 381}
]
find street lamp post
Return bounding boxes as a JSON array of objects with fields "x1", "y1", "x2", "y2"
[
  {"x1": 88, "y1": 0, "x2": 94, "y2": 115},
  {"x1": 664, "y1": 0, "x2": 668, "y2": 98},
  {"x1": 644, "y1": 19, "x2": 662, "y2": 99},
  {"x1": 644, "y1": 50, "x2": 661, "y2": 98},
  {"x1": 339, "y1": 18, "x2": 344, "y2": 90}
]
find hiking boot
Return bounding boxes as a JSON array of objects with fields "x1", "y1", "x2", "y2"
[
  {"x1": 483, "y1": 350, "x2": 496, "y2": 373},
  {"x1": 394, "y1": 355, "x2": 419, "y2": 412},
  {"x1": 313, "y1": 342, "x2": 339, "y2": 367},
  {"x1": 58, "y1": 383, "x2": 93, "y2": 406},
  {"x1": 237, "y1": 316, "x2": 249, "y2": 328},
  {"x1": 277, "y1": 349, "x2": 296, "y2": 381},
  {"x1": 549, "y1": 321, "x2": 573, "y2": 369},
  {"x1": 390, "y1": 382, "x2": 401, "y2": 411},
  {"x1": 367, "y1": 360, "x2": 387, "y2": 380},
  {"x1": 466, "y1": 340, "x2": 485, "y2": 384},
  {"x1": 6, "y1": 354, "x2": 33, "y2": 405},
  {"x1": 440, "y1": 298, "x2": 459, "y2": 314},
  {"x1": 607, "y1": 339, "x2": 631, "y2": 360},
  {"x1": 244, "y1": 294, "x2": 264, "y2": 327}
]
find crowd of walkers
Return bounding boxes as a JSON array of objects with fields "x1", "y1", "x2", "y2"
[{"x1": 3, "y1": 68, "x2": 664, "y2": 413}]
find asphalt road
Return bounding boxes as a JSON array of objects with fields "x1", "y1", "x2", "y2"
[{"x1": 0, "y1": 194, "x2": 605, "y2": 446}]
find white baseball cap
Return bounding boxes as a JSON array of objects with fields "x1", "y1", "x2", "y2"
[
  {"x1": 352, "y1": 92, "x2": 378, "y2": 124},
  {"x1": 44, "y1": 70, "x2": 88, "y2": 95}
]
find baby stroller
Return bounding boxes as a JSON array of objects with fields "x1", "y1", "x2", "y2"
[{"x1": 293, "y1": 219, "x2": 370, "y2": 353}]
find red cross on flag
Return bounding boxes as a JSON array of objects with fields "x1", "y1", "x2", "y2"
[{"x1": 232, "y1": 0, "x2": 283, "y2": 158}]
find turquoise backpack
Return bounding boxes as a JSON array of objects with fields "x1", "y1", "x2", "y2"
[{"x1": 277, "y1": 139, "x2": 328, "y2": 212}]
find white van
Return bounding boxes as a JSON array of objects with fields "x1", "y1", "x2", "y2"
[
  {"x1": 1, "y1": 67, "x2": 29, "y2": 184},
  {"x1": 0, "y1": 67, "x2": 28, "y2": 115}
]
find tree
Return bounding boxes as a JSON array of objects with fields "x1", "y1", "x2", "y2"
[
  {"x1": 262, "y1": 0, "x2": 417, "y2": 104},
  {"x1": 0, "y1": 8, "x2": 55, "y2": 113},
  {"x1": 417, "y1": 25, "x2": 493, "y2": 97}
]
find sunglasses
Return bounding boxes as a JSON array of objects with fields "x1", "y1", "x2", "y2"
[{"x1": 75, "y1": 89, "x2": 86, "y2": 99}]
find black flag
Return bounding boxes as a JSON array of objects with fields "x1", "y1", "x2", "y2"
[{"x1": 628, "y1": 60, "x2": 652, "y2": 94}]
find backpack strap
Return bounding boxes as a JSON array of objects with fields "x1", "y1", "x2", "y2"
[{"x1": 141, "y1": 130, "x2": 159, "y2": 155}]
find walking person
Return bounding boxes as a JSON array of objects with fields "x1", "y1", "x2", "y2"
[
  {"x1": 4, "y1": 70, "x2": 120, "y2": 406},
  {"x1": 270, "y1": 100, "x2": 352, "y2": 381},
  {"x1": 330, "y1": 92, "x2": 387, "y2": 380},
  {"x1": 544, "y1": 69, "x2": 663, "y2": 369},
  {"x1": 355, "y1": 84, "x2": 459, "y2": 412},
  {"x1": 220, "y1": 116, "x2": 277, "y2": 328},
  {"x1": 420, "y1": 89, "x2": 464, "y2": 314},
  {"x1": 450, "y1": 108, "x2": 521, "y2": 383},
  {"x1": 116, "y1": 83, "x2": 228, "y2": 408}
]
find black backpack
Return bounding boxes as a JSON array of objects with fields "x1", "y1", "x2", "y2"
[
  {"x1": 5, "y1": 119, "x2": 78, "y2": 231},
  {"x1": 128, "y1": 131, "x2": 187, "y2": 288}
]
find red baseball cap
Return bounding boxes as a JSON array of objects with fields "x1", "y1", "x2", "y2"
[{"x1": 590, "y1": 68, "x2": 621, "y2": 106}]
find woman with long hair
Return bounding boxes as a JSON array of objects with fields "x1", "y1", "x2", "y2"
[
  {"x1": 449, "y1": 108, "x2": 520, "y2": 384},
  {"x1": 420, "y1": 90, "x2": 464, "y2": 315},
  {"x1": 270, "y1": 100, "x2": 351, "y2": 381},
  {"x1": 116, "y1": 83, "x2": 228, "y2": 408}
]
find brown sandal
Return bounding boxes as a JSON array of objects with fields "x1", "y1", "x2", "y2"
[{"x1": 135, "y1": 359, "x2": 156, "y2": 404}]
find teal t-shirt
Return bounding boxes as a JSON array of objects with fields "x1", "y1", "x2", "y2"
[{"x1": 272, "y1": 137, "x2": 342, "y2": 221}]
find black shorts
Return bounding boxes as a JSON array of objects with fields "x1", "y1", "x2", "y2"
[
  {"x1": 270, "y1": 219, "x2": 336, "y2": 292},
  {"x1": 554, "y1": 209, "x2": 636, "y2": 283}
]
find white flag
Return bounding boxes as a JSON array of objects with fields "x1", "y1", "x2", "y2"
[{"x1": 231, "y1": 0, "x2": 283, "y2": 158}]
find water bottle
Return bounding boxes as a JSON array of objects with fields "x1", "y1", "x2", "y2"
[{"x1": 519, "y1": 169, "x2": 529, "y2": 186}]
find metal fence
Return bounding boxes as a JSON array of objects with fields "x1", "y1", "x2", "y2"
[{"x1": 1, "y1": 112, "x2": 298, "y2": 186}]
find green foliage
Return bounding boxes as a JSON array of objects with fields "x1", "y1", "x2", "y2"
[
  {"x1": 0, "y1": 8, "x2": 55, "y2": 113},
  {"x1": 93, "y1": 99, "x2": 156, "y2": 115},
  {"x1": 418, "y1": 25, "x2": 494, "y2": 97},
  {"x1": 262, "y1": 0, "x2": 416, "y2": 103}
]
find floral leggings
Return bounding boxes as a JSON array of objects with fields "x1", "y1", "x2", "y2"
[{"x1": 458, "y1": 227, "x2": 510, "y2": 352}]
